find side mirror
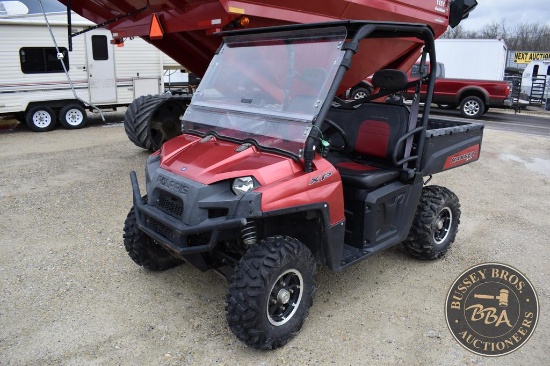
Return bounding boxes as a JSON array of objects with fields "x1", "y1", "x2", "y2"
[{"x1": 449, "y1": 0, "x2": 478, "y2": 28}]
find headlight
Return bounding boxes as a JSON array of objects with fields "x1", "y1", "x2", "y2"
[{"x1": 231, "y1": 176, "x2": 259, "y2": 195}]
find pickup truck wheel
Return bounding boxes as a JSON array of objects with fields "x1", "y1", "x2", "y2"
[
  {"x1": 123, "y1": 206, "x2": 183, "y2": 271},
  {"x1": 460, "y1": 96, "x2": 484, "y2": 119},
  {"x1": 26, "y1": 105, "x2": 57, "y2": 132},
  {"x1": 226, "y1": 236, "x2": 316, "y2": 350},
  {"x1": 351, "y1": 87, "x2": 371, "y2": 99},
  {"x1": 59, "y1": 104, "x2": 88, "y2": 129},
  {"x1": 403, "y1": 185, "x2": 461, "y2": 259}
]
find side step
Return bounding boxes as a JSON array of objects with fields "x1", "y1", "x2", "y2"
[{"x1": 340, "y1": 239, "x2": 401, "y2": 269}]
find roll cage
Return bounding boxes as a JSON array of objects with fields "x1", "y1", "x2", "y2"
[{"x1": 198, "y1": 20, "x2": 438, "y2": 172}]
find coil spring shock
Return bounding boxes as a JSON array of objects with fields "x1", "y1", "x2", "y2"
[{"x1": 241, "y1": 220, "x2": 257, "y2": 246}]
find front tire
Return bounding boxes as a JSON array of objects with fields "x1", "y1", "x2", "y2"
[
  {"x1": 59, "y1": 104, "x2": 87, "y2": 129},
  {"x1": 226, "y1": 236, "x2": 316, "y2": 350},
  {"x1": 26, "y1": 105, "x2": 56, "y2": 132},
  {"x1": 123, "y1": 206, "x2": 183, "y2": 271},
  {"x1": 460, "y1": 96, "x2": 484, "y2": 119},
  {"x1": 403, "y1": 185, "x2": 461, "y2": 259}
]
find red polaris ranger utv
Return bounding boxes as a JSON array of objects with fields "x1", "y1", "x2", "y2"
[{"x1": 123, "y1": 20, "x2": 483, "y2": 349}]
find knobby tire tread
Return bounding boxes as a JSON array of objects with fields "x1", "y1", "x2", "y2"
[
  {"x1": 404, "y1": 185, "x2": 460, "y2": 259},
  {"x1": 123, "y1": 207, "x2": 183, "y2": 271},
  {"x1": 225, "y1": 236, "x2": 316, "y2": 350}
]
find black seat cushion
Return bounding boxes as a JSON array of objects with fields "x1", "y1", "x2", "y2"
[{"x1": 326, "y1": 156, "x2": 400, "y2": 189}]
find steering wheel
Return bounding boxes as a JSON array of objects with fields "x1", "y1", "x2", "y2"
[{"x1": 322, "y1": 118, "x2": 350, "y2": 153}]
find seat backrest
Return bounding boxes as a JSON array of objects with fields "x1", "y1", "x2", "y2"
[
  {"x1": 326, "y1": 102, "x2": 409, "y2": 164},
  {"x1": 371, "y1": 69, "x2": 409, "y2": 91}
]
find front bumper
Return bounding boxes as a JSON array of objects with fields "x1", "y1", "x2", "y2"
[{"x1": 130, "y1": 171, "x2": 248, "y2": 255}]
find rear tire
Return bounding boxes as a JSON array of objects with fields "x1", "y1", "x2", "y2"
[
  {"x1": 123, "y1": 206, "x2": 183, "y2": 271},
  {"x1": 124, "y1": 94, "x2": 188, "y2": 151},
  {"x1": 59, "y1": 104, "x2": 87, "y2": 129},
  {"x1": 26, "y1": 105, "x2": 56, "y2": 132},
  {"x1": 460, "y1": 96, "x2": 484, "y2": 119},
  {"x1": 226, "y1": 236, "x2": 316, "y2": 350},
  {"x1": 404, "y1": 185, "x2": 460, "y2": 260}
]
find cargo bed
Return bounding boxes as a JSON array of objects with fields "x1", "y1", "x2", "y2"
[{"x1": 421, "y1": 119, "x2": 484, "y2": 175}]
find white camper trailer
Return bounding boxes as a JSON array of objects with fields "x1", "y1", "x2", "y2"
[
  {"x1": 0, "y1": 12, "x2": 177, "y2": 131},
  {"x1": 520, "y1": 60, "x2": 550, "y2": 103}
]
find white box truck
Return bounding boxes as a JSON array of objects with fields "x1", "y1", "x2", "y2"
[
  {"x1": 0, "y1": 12, "x2": 179, "y2": 131},
  {"x1": 434, "y1": 39, "x2": 508, "y2": 81}
]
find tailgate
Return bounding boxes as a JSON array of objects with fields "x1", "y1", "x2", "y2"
[{"x1": 420, "y1": 119, "x2": 484, "y2": 175}]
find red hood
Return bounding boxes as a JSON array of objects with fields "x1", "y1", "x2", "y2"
[{"x1": 159, "y1": 134, "x2": 302, "y2": 185}]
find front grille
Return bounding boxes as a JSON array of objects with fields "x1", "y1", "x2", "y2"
[
  {"x1": 157, "y1": 194, "x2": 183, "y2": 219},
  {"x1": 146, "y1": 217, "x2": 175, "y2": 241}
]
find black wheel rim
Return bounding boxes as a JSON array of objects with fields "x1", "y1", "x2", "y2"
[
  {"x1": 434, "y1": 207, "x2": 452, "y2": 245},
  {"x1": 267, "y1": 269, "x2": 303, "y2": 326}
]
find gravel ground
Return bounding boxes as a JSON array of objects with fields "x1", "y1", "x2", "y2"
[{"x1": 0, "y1": 118, "x2": 549, "y2": 365}]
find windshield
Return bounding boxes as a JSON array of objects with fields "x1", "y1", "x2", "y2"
[{"x1": 182, "y1": 27, "x2": 347, "y2": 157}]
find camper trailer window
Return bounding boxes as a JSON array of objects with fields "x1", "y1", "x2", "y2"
[
  {"x1": 91, "y1": 35, "x2": 109, "y2": 61},
  {"x1": 19, "y1": 47, "x2": 69, "y2": 74}
]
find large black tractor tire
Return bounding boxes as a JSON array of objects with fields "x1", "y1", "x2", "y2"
[
  {"x1": 459, "y1": 95, "x2": 485, "y2": 119},
  {"x1": 124, "y1": 94, "x2": 190, "y2": 151},
  {"x1": 226, "y1": 236, "x2": 316, "y2": 350},
  {"x1": 403, "y1": 185, "x2": 461, "y2": 260},
  {"x1": 123, "y1": 206, "x2": 183, "y2": 271}
]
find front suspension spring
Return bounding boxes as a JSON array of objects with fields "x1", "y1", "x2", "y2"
[{"x1": 241, "y1": 220, "x2": 257, "y2": 246}]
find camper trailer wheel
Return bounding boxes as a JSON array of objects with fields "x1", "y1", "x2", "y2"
[
  {"x1": 26, "y1": 106, "x2": 56, "y2": 132},
  {"x1": 59, "y1": 104, "x2": 88, "y2": 129}
]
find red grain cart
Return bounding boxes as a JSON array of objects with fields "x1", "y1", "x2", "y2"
[{"x1": 59, "y1": 0, "x2": 477, "y2": 149}]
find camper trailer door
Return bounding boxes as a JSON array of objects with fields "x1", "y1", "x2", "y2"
[{"x1": 85, "y1": 30, "x2": 117, "y2": 104}]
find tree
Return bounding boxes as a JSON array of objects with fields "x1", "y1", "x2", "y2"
[{"x1": 442, "y1": 21, "x2": 550, "y2": 51}]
